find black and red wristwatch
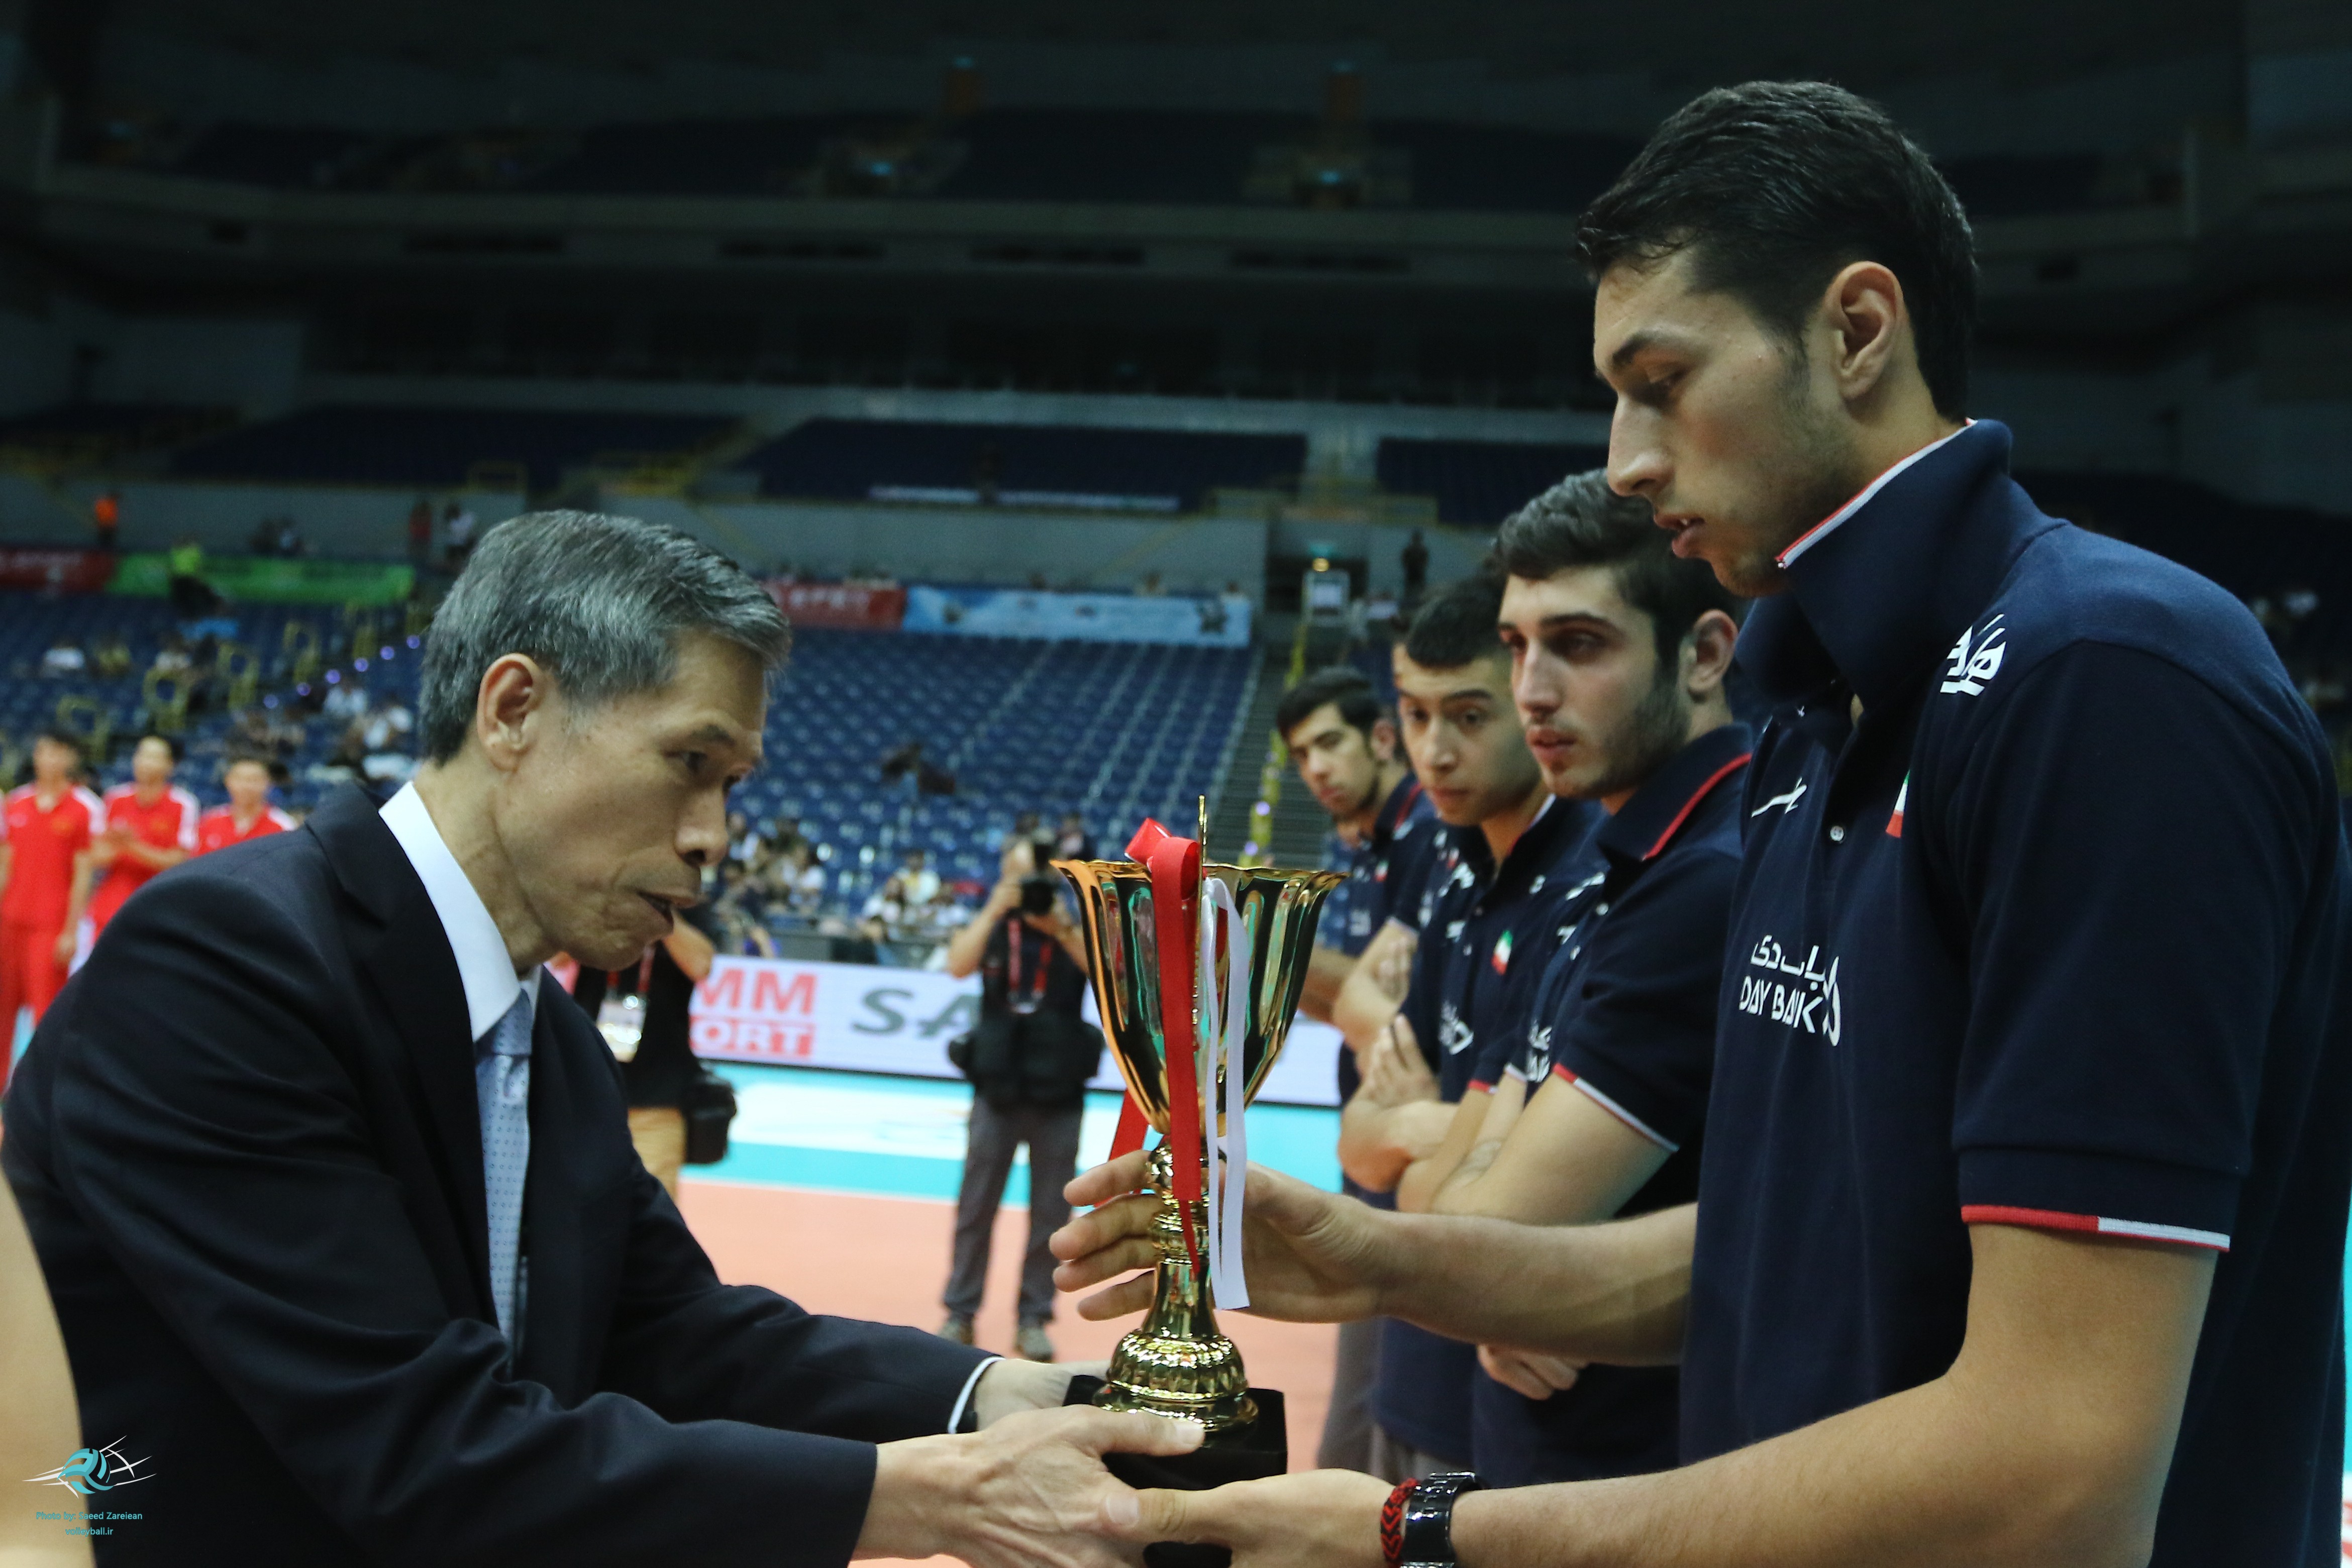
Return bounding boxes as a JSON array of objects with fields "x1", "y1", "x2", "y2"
[{"x1": 1381, "y1": 1473, "x2": 1484, "y2": 1568}]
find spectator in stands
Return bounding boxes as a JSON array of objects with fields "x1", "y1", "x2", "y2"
[
  {"x1": 91, "y1": 633, "x2": 130, "y2": 680},
  {"x1": 780, "y1": 841, "x2": 828, "y2": 918},
  {"x1": 941, "y1": 835, "x2": 1097, "y2": 1361},
  {"x1": 706, "y1": 862, "x2": 778, "y2": 957},
  {"x1": 150, "y1": 636, "x2": 192, "y2": 678},
  {"x1": 443, "y1": 501, "x2": 476, "y2": 566},
  {"x1": 166, "y1": 537, "x2": 215, "y2": 620},
  {"x1": 726, "y1": 809, "x2": 761, "y2": 865},
  {"x1": 1136, "y1": 571, "x2": 1165, "y2": 598},
  {"x1": 1052, "y1": 812, "x2": 1094, "y2": 864},
  {"x1": 39, "y1": 639, "x2": 84, "y2": 679},
  {"x1": 91, "y1": 489, "x2": 120, "y2": 554},
  {"x1": 406, "y1": 497, "x2": 433, "y2": 564},
  {"x1": 767, "y1": 813, "x2": 809, "y2": 859},
  {"x1": 1401, "y1": 528, "x2": 1430, "y2": 605},
  {"x1": 322, "y1": 673, "x2": 370, "y2": 725},
  {"x1": 312, "y1": 723, "x2": 367, "y2": 785},
  {"x1": 359, "y1": 699, "x2": 418, "y2": 784},
  {"x1": 248, "y1": 517, "x2": 280, "y2": 556},
  {"x1": 196, "y1": 753, "x2": 295, "y2": 853},
  {"x1": 861, "y1": 849, "x2": 944, "y2": 941}
]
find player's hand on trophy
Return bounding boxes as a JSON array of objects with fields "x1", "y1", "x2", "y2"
[
  {"x1": 1103, "y1": 1469, "x2": 1392, "y2": 1568},
  {"x1": 1479, "y1": 1342, "x2": 1586, "y2": 1400},
  {"x1": 857, "y1": 1405, "x2": 1202, "y2": 1568},
  {"x1": 1053, "y1": 1149, "x2": 1388, "y2": 1325}
]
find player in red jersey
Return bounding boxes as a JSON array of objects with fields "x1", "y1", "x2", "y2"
[
  {"x1": 0, "y1": 730, "x2": 103, "y2": 1072},
  {"x1": 89, "y1": 733, "x2": 199, "y2": 935},
  {"x1": 195, "y1": 754, "x2": 295, "y2": 855}
]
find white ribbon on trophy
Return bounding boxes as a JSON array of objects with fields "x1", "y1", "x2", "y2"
[{"x1": 1198, "y1": 877, "x2": 1252, "y2": 1310}]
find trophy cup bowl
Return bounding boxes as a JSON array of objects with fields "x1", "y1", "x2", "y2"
[{"x1": 1053, "y1": 853, "x2": 1342, "y2": 1548}]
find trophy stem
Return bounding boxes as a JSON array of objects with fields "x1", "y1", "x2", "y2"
[{"x1": 1091, "y1": 1145, "x2": 1258, "y2": 1434}]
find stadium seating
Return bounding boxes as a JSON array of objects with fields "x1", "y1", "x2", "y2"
[
  {"x1": 144, "y1": 115, "x2": 2115, "y2": 222},
  {"x1": 0, "y1": 403, "x2": 235, "y2": 467},
  {"x1": 0, "y1": 589, "x2": 400, "y2": 806},
  {"x1": 744, "y1": 627, "x2": 1253, "y2": 896},
  {"x1": 0, "y1": 584, "x2": 1256, "y2": 915},
  {"x1": 1375, "y1": 436, "x2": 1606, "y2": 527},
  {"x1": 735, "y1": 417, "x2": 1306, "y2": 511},
  {"x1": 170, "y1": 405, "x2": 740, "y2": 492}
]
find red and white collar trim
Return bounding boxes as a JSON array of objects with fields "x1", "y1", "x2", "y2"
[{"x1": 1777, "y1": 421, "x2": 1976, "y2": 570}]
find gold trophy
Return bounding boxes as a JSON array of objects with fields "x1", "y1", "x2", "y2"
[{"x1": 1054, "y1": 807, "x2": 1341, "y2": 1535}]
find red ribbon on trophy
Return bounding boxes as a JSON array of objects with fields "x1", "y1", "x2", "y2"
[{"x1": 1125, "y1": 817, "x2": 1206, "y2": 1281}]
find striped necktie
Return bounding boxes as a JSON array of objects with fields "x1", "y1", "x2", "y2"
[{"x1": 475, "y1": 991, "x2": 533, "y2": 1344}]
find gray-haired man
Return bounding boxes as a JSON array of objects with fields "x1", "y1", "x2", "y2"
[{"x1": 3, "y1": 511, "x2": 1197, "y2": 1568}]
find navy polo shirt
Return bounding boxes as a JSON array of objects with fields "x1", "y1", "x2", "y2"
[
  {"x1": 1329, "y1": 778, "x2": 1444, "y2": 1108},
  {"x1": 1374, "y1": 792, "x2": 1600, "y2": 1462},
  {"x1": 1330, "y1": 778, "x2": 1442, "y2": 959},
  {"x1": 1471, "y1": 724, "x2": 1750, "y2": 1487},
  {"x1": 1689, "y1": 421, "x2": 2351, "y2": 1565}
]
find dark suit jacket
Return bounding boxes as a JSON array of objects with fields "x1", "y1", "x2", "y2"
[{"x1": 3, "y1": 786, "x2": 987, "y2": 1567}]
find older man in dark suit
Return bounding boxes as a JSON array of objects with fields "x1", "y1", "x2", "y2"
[{"x1": 4, "y1": 510, "x2": 1196, "y2": 1567}]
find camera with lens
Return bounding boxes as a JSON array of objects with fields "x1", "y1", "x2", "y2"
[
  {"x1": 1019, "y1": 874, "x2": 1059, "y2": 916},
  {"x1": 1017, "y1": 835, "x2": 1062, "y2": 916}
]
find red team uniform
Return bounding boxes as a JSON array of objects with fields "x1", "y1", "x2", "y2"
[
  {"x1": 89, "y1": 783, "x2": 200, "y2": 933},
  {"x1": 1, "y1": 783, "x2": 104, "y2": 1066},
  {"x1": 197, "y1": 803, "x2": 295, "y2": 855}
]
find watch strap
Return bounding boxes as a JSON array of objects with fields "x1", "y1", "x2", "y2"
[{"x1": 1397, "y1": 1472, "x2": 1482, "y2": 1568}]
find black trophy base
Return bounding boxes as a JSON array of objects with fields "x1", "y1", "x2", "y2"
[{"x1": 1066, "y1": 1374, "x2": 1287, "y2": 1568}]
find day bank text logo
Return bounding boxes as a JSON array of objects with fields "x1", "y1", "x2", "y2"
[
  {"x1": 26, "y1": 1440, "x2": 152, "y2": 1495},
  {"x1": 1737, "y1": 934, "x2": 1842, "y2": 1046},
  {"x1": 1940, "y1": 614, "x2": 2008, "y2": 696}
]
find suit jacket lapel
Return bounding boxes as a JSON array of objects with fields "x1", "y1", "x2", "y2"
[{"x1": 309, "y1": 787, "x2": 497, "y2": 1320}]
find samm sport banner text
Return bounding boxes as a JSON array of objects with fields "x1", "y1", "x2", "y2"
[{"x1": 689, "y1": 955, "x2": 1342, "y2": 1108}]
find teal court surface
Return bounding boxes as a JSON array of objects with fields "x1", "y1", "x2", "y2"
[{"x1": 695, "y1": 1060, "x2": 1343, "y2": 1202}]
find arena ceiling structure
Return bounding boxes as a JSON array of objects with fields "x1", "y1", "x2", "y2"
[
  {"x1": 0, "y1": 0, "x2": 2340, "y2": 441},
  {"x1": 87, "y1": 0, "x2": 2238, "y2": 94}
]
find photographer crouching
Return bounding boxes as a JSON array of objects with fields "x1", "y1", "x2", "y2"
[{"x1": 938, "y1": 835, "x2": 1100, "y2": 1362}]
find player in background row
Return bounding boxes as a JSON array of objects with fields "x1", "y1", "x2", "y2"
[
  {"x1": 1398, "y1": 472, "x2": 1747, "y2": 1490},
  {"x1": 1, "y1": 733, "x2": 104, "y2": 1079},
  {"x1": 1276, "y1": 664, "x2": 1442, "y2": 1472},
  {"x1": 196, "y1": 753, "x2": 295, "y2": 855},
  {"x1": 1342, "y1": 573, "x2": 1599, "y2": 1481},
  {"x1": 90, "y1": 734, "x2": 199, "y2": 937}
]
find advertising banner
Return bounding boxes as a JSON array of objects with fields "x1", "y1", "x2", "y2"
[
  {"x1": 0, "y1": 549, "x2": 115, "y2": 593},
  {"x1": 106, "y1": 553, "x2": 415, "y2": 605},
  {"x1": 902, "y1": 585, "x2": 1251, "y2": 647},
  {"x1": 690, "y1": 953, "x2": 1340, "y2": 1107},
  {"x1": 763, "y1": 579, "x2": 908, "y2": 631}
]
